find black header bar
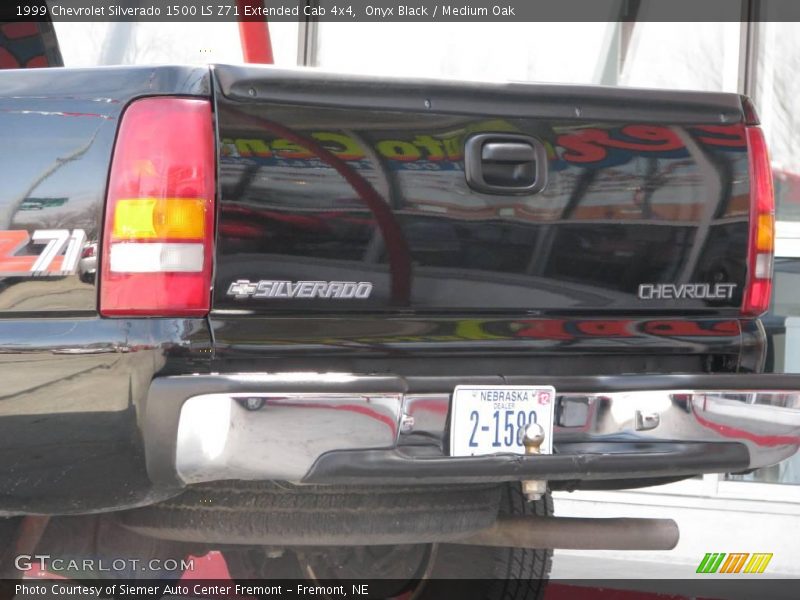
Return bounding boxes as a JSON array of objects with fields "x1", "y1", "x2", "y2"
[{"x1": 4, "y1": 0, "x2": 800, "y2": 23}]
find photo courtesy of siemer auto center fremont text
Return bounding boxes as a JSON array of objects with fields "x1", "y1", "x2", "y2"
[{"x1": 1, "y1": 1, "x2": 800, "y2": 599}]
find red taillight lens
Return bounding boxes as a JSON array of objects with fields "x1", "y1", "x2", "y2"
[
  {"x1": 742, "y1": 125, "x2": 775, "y2": 316},
  {"x1": 100, "y1": 97, "x2": 215, "y2": 317}
]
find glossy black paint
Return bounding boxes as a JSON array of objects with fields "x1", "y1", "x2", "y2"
[
  {"x1": 0, "y1": 317, "x2": 211, "y2": 515},
  {"x1": 0, "y1": 65, "x2": 210, "y2": 313},
  {"x1": 209, "y1": 315, "x2": 745, "y2": 376},
  {"x1": 0, "y1": 65, "x2": 768, "y2": 514},
  {"x1": 0, "y1": 66, "x2": 212, "y2": 514},
  {"x1": 213, "y1": 66, "x2": 746, "y2": 123},
  {"x1": 213, "y1": 65, "x2": 751, "y2": 314}
]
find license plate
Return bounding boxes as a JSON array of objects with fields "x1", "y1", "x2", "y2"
[{"x1": 449, "y1": 385, "x2": 555, "y2": 457}]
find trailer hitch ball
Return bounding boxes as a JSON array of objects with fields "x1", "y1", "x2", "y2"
[{"x1": 522, "y1": 423, "x2": 546, "y2": 501}]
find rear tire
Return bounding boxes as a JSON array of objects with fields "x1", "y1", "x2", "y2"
[
  {"x1": 118, "y1": 482, "x2": 502, "y2": 545},
  {"x1": 290, "y1": 483, "x2": 552, "y2": 600},
  {"x1": 420, "y1": 483, "x2": 553, "y2": 599},
  {"x1": 129, "y1": 482, "x2": 552, "y2": 599}
]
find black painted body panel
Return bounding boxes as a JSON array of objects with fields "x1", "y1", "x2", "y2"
[
  {"x1": 213, "y1": 65, "x2": 751, "y2": 315},
  {"x1": 0, "y1": 66, "x2": 212, "y2": 514},
  {"x1": 208, "y1": 315, "x2": 746, "y2": 376},
  {"x1": 0, "y1": 317, "x2": 212, "y2": 514},
  {"x1": 0, "y1": 65, "x2": 765, "y2": 514},
  {"x1": 0, "y1": 65, "x2": 210, "y2": 313}
]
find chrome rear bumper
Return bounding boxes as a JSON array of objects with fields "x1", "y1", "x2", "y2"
[{"x1": 142, "y1": 373, "x2": 800, "y2": 487}]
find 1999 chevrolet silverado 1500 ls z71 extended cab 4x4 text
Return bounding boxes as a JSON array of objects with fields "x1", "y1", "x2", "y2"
[{"x1": 0, "y1": 63, "x2": 799, "y2": 597}]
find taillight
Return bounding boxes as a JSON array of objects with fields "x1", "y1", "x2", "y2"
[
  {"x1": 100, "y1": 97, "x2": 215, "y2": 317},
  {"x1": 742, "y1": 124, "x2": 775, "y2": 316}
]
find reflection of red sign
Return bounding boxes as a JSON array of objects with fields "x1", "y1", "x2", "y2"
[
  {"x1": 642, "y1": 320, "x2": 739, "y2": 337},
  {"x1": 558, "y1": 126, "x2": 684, "y2": 164},
  {"x1": 556, "y1": 124, "x2": 747, "y2": 167},
  {"x1": 512, "y1": 318, "x2": 740, "y2": 341},
  {"x1": 0, "y1": 23, "x2": 50, "y2": 69}
]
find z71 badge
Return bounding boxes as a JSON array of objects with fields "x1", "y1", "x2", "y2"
[
  {"x1": 0, "y1": 229, "x2": 87, "y2": 277},
  {"x1": 227, "y1": 279, "x2": 373, "y2": 300}
]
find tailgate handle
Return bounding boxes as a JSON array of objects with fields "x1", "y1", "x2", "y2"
[
  {"x1": 482, "y1": 142, "x2": 536, "y2": 163},
  {"x1": 465, "y1": 133, "x2": 548, "y2": 195}
]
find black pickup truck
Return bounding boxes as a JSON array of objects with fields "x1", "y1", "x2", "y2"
[{"x1": 0, "y1": 61, "x2": 798, "y2": 596}]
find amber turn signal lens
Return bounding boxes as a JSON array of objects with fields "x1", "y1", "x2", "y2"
[
  {"x1": 755, "y1": 213, "x2": 774, "y2": 253},
  {"x1": 112, "y1": 198, "x2": 206, "y2": 241}
]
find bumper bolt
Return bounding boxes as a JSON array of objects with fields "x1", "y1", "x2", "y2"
[
  {"x1": 243, "y1": 397, "x2": 265, "y2": 411},
  {"x1": 400, "y1": 413, "x2": 415, "y2": 433}
]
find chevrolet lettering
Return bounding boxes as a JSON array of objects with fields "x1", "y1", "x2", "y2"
[{"x1": 638, "y1": 283, "x2": 738, "y2": 301}]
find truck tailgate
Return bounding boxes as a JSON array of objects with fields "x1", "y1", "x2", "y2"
[{"x1": 212, "y1": 65, "x2": 753, "y2": 315}]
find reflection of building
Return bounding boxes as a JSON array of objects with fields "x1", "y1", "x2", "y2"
[
  {"x1": 219, "y1": 115, "x2": 751, "y2": 312},
  {"x1": 0, "y1": 21, "x2": 62, "y2": 70},
  {"x1": 774, "y1": 168, "x2": 800, "y2": 221}
]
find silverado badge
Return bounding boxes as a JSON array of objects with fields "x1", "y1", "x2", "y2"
[{"x1": 227, "y1": 279, "x2": 373, "y2": 300}]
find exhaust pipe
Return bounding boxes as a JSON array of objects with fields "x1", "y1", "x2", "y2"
[{"x1": 453, "y1": 516, "x2": 679, "y2": 551}]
